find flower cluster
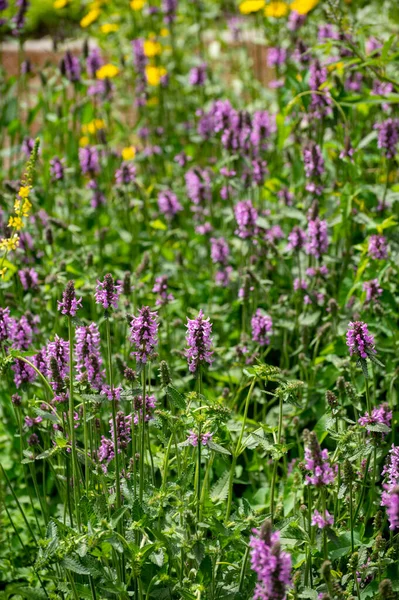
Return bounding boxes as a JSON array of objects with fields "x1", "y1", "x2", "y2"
[
  {"x1": 185, "y1": 310, "x2": 213, "y2": 373},
  {"x1": 58, "y1": 281, "x2": 82, "y2": 317},
  {"x1": 95, "y1": 274, "x2": 122, "y2": 310},
  {"x1": 346, "y1": 321, "x2": 376, "y2": 360},
  {"x1": 75, "y1": 323, "x2": 105, "y2": 390},
  {"x1": 250, "y1": 520, "x2": 291, "y2": 600},
  {"x1": 304, "y1": 431, "x2": 335, "y2": 486},
  {"x1": 130, "y1": 307, "x2": 158, "y2": 364}
]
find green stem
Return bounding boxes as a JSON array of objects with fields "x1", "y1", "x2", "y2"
[
  {"x1": 140, "y1": 365, "x2": 146, "y2": 503},
  {"x1": 365, "y1": 377, "x2": 371, "y2": 414},
  {"x1": 354, "y1": 453, "x2": 372, "y2": 522},
  {"x1": 238, "y1": 544, "x2": 250, "y2": 593},
  {"x1": 322, "y1": 489, "x2": 328, "y2": 560},
  {"x1": 349, "y1": 479, "x2": 354, "y2": 553},
  {"x1": 68, "y1": 317, "x2": 81, "y2": 530},
  {"x1": 196, "y1": 369, "x2": 202, "y2": 524},
  {"x1": 225, "y1": 377, "x2": 256, "y2": 522},
  {"x1": 270, "y1": 394, "x2": 283, "y2": 522}
]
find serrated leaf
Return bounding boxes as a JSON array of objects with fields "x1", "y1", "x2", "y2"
[
  {"x1": 245, "y1": 431, "x2": 273, "y2": 452},
  {"x1": 207, "y1": 440, "x2": 231, "y2": 455},
  {"x1": 11, "y1": 588, "x2": 47, "y2": 600},
  {"x1": 192, "y1": 541, "x2": 205, "y2": 565},
  {"x1": 35, "y1": 447, "x2": 60, "y2": 461},
  {"x1": 110, "y1": 506, "x2": 129, "y2": 529},
  {"x1": 359, "y1": 357, "x2": 369, "y2": 379},
  {"x1": 210, "y1": 470, "x2": 230, "y2": 503},
  {"x1": 33, "y1": 407, "x2": 59, "y2": 423},
  {"x1": 131, "y1": 500, "x2": 144, "y2": 521},
  {"x1": 166, "y1": 385, "x2": 186, "y2": 409},
  {"x1": 62, "y1": 557, "x2": 91, "y2": 575},
  {"x1": 365, "y1": 422, "x2": 391, "y2": 433},
  {"x1": 299, "y1": 311, "x2": 321, "y2": 327},
  {"x1": 299, "y1": 589, "x2": 318, "y2": 599}
]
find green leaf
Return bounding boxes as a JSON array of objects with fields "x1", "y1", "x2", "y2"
[
  {"x1": 62, "y1": 557, "x2": 91, "y2": 575},
  {"x1": 166, "y1": 385, "x2": 186, "y2": 409},
  {"x1": 245, "y1": 431, "x2": 273, "y2": 452},
  {"x1": 299, "y1": 312, "x2": 321, "y2": 327},
  {"x1": 299, "y1": 589, "x2": 319, "y2": 599},
  {"x1": 314, "y1": 414, "x2": 335, "y2": 444},
  {"x1": 207, "y1": 440, "x2": 231, "y2": 455},
  {"x1": 366, "y1": 422, "x2": 391, "y2": 433},
  {"x1": 150, "y1": 219, "x2": 167, "y2": 230},
  {"x1": 210, "y1": 470, "x2": 230, "y2": 503},
  {"x1": 110, "y1": 506, "x2": 129, "y2": 529},
  {"x1": 11, "y1": 588, "x2": 47, "y2": 600}
]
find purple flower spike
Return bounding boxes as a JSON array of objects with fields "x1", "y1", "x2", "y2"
[
  {"x1": 58, "y1": 280, "x2": 82, "y2": 317},
  {"x1": 133, "y1": 394, "x2": 157, "y2": 424},
  {"x1": 75, "y1": 323, "x2": 105, "y2": 391},
  {"x1": 162, "y1": 0, "x2": 177, "y2": 23},
  {"x1": 363, "y1": 279, "x2": 382, "y2": 303},
  {"x1": 153, "y1": 276, "x2": 174, "y2": 306},
  {"x1": 210, "y1": 237, "x2": 229, "y2": 266},
  {"x1": 305, "y1": 218, "x2": 329, "y2": 258},
  {"x1": 79, "y1": 146, "x2": 100, "y2": 176},
  {"x1": 251, "y1": 310, "x2": 273, "y2": 347},
  {"x1": 346, "y1": 321, "x2": 376, "y2": 360},
  {"x1": 287, "y1": 226, "x2": 306, "y2": 252},
  {"x1": 234, "y1": 200, "x2": 258, "y2": 239},
  {"x1": 304, "y1": 431, "x2": 335, "y2": 486},
  {"x1": 311, "y1": 509, "x2": 334, "y2": 529},
  {"x1": 386, "y1": 487, "x2": 399, "y2": 531},
  {"x1": 368, "y1": 235, "x2": 388, "y2": 260},
  {"x1": 185, "y1": 309, "x2": 213, "y2": 373},
  {"x1": 61, "y1": 51, "x2": 81, "y2": 83},
  {"x1": 47, "y1": 335, "x2": 70, "y2": 380},
  {"x1": 0, "y1": 307, "x2": 12, "y2": 343},
  {"x1": 250, "y1": 520, "x2": 291, "y2": 600},
  {"x1": 374, "y1": 118, "x2": 399, "y2": 159},
  {"x1": 116, "y1": 162, "x2": 136, "y2": 185},
  {"x1": 10, "y1": 316, "x2": 33, "y2": 350},
  {"x1": 158, "y1": 190, "x2": 183, "y2": 219},
  {"x1": 50, "y1": 157, "x2": 65, "y2": 182},
  {"x1": 130, "y1": 306, "x2": 158, "y2": 364},
  {"x1": 95, "y1": 274, "x2": 122, "y2": 310},
  {"x1": 189, "y1": 63, "x2": 207, "y2": 86}
]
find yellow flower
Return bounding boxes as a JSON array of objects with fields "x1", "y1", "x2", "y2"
[
  {"x1": 0, "y1": 267, "x2": 7, "y2": 278},
  {"x1": 145, "y1": 65, "x2": 167, "y2": 86},
  {"x1": 54, "y1": 0, "x2": 68, "y2": 8},
  {"x1": 22, "y1": 199, "x2": 32, "y2": 217},
  {"x1": 14, "y1": 199, "x2": 21, "y2": 215},
  {"x1": 122, "y1": 146, "x2": 136, "y2": 161},
  {"x1": 160, "y1": 28, "x2": 169, "y2": 37},
  {"x1": 144, "y1": 39, "x2": 162, "y2": 57},
  {"x1": 84, "y1": 119, "x2": 105, "y2": 134},
  {"x1": 0, "y1": 234, "x2": 19, "y2": 251},
  {"x1": 96, "y1": 64, "x2": 119, "y2": 79},
  {"x1": 80, "y1": 136, "x2": 89, "y2": 147},
  {"x1": 101, "y1": 23, "x2": 119, "y2": 33},
  {"x1": 239, "y1": 0, "x2": 265, "y2": 14},
  {"x1": 327, "y1": 61, "x2": 343, "y2": 76},
  {"x1": 8, "y1": 216, "x2": 24, "y2": 231},
  {"x1": 265, "y1": 1, "x2": 289, "y2": 16},
  {"x1": 289, "y1": 0, "x2": 319, "y2": 15},
  {"x1": 18, "y1": 186, "x2": 30, "y2": 199},
  {"x1": 80, "y1": 9, "x2": 100, "y2": 28},
  {"x1": 130, "y1": 0, "x2": 145, "y2": 9},
  {"x1": 94, "y1": 118, "x2": 105, "y2": 130}
]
